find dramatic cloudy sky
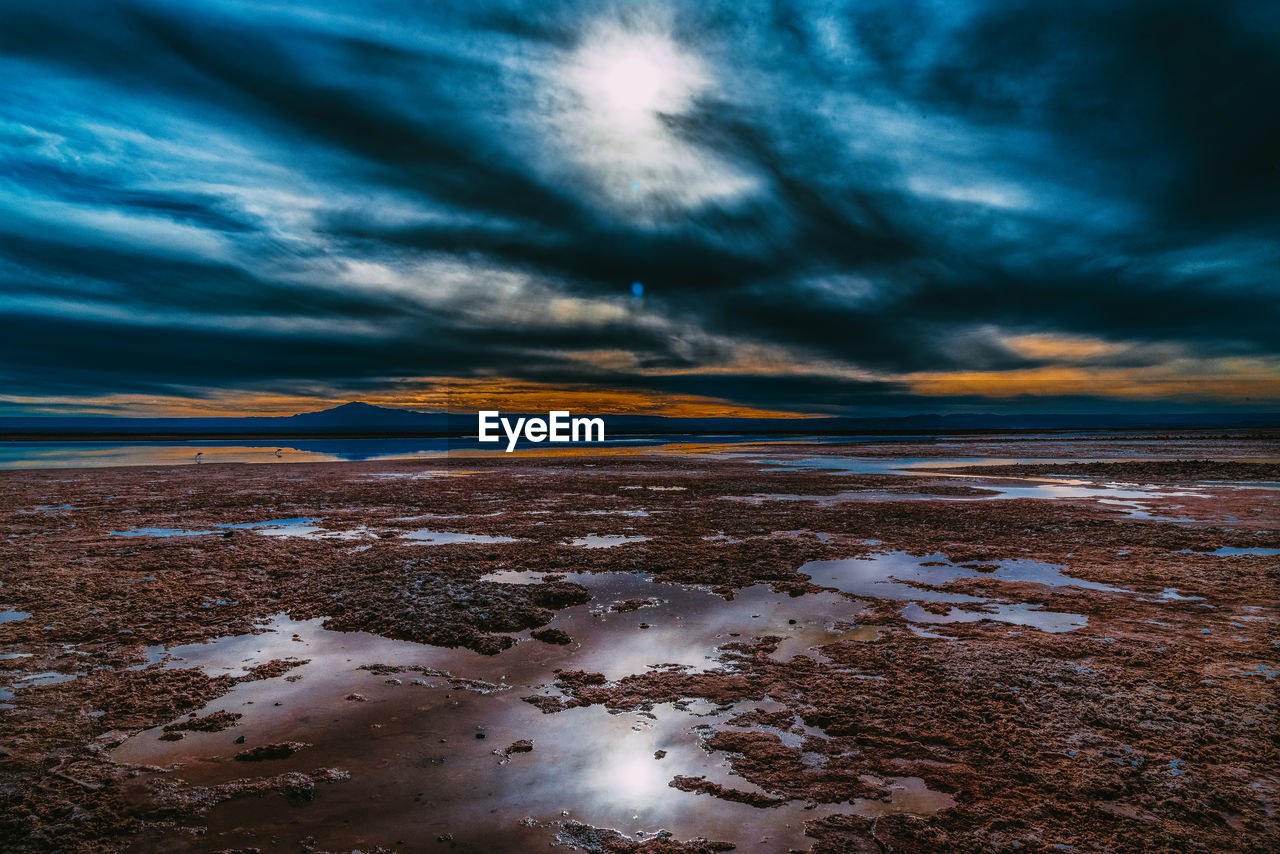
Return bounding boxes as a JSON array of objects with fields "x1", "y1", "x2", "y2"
[{"x1": 1, "y1": 0, "x2": 1278, "y2": 417}]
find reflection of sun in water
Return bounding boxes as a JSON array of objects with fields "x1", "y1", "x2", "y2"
[
  {"x1": 550, "y1": 22, "x2": 760, "y2": 220},
  {"x1": 608, "y1": 749, "x2": 668, "y2": 802}
]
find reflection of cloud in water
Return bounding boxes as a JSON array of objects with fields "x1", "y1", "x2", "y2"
[
  {"x1": 739, "y1": 454, "x2": 1225, "y2": 522},
  {"x1": 1181, "y1": 547, "x2": 1280, "y2": 556},
  {"x1": 900, "y1": 602, "x2": 1087, "y2": 633},
  {"x1": 568, "y1": 534, "x2": 651, "y2": 548},
  {"x1": 110, "y1": 517, "x2": 373, "y2": 540},
  {"x1": 401, "y1": 529, "x2": 520, "y2": 545},
  {"x1": 112, "y1": 573, "x2": 948, "y2": 849},
  {"x1": 799, "y1": 551, "x2": 1111, "y2": 633},
  {"x1": 478, "y1": 570, "x2": 871, "y2": 678}
]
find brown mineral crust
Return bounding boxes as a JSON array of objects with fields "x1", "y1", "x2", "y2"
[
  {"x1": 538, "y1": 617, "x2": 1278, "y2": 851},
  {"x1": 233, "y1": 741, "x2": 309, "y2": 761},
  {"x1": 700, "y1": 729, "x2": 880, "y2": 803},
  {"x1": 668, "y1": 775, "x2": 789, "y2": 807},
  {"x1": 521, "y1": 694, "x2": 566, "y2": 714},
  {"x1": 234, "y1": 658, "x2": 308, "y2": 681},
  {"x1": 0, "y1": 664, "x2": 308, "y2": 851},
  {"x1": 551, "y1": 669, "x2": 609, "y2": 688},
  {"x1": 291, "y1": 573, "x2": 591, "y2": 655},
  {"x1": 724, "y1": 707, "x2": 797, "y2": 730},
  {"x1": 141, "y1": 766, "x2": 351, "y2": 813},
  {"x1": 803, "y1": 813, "x2": 938, "y2": 854},
  {"x1": 162, "y1": 710, "x2": 242, "y2": 733},
  {"x1": 609, "y1": 597, "x2": 664, "y2": 612},
  {"x1": 556, "y1": 820, "x2": 736, "y2": 853},
  {"x1": 3, "y1": 668, "x2": 238, "y2": 760},
  {"x1": 530, "y1": 627, "x2": 573, "y2": 644}
]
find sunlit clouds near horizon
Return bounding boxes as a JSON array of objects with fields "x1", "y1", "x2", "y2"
[{"x1": 0, "y1": 0, "x2": 1278, "y2": 417}]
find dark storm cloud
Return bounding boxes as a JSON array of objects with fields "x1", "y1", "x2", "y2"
[{"x1": 0, "y1": 0, "x2": 1276, "y2": 413}]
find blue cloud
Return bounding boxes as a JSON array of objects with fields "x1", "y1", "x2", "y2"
[{"x1": 0, "y1": 0, "x2": 1276, "y2": 412}]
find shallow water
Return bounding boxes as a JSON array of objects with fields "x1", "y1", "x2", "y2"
[
  {"x1": 0, "y1": 439, "x2": 449, "y2": 470},
  {"x1": 729, "y1": 480, "x2": 1210, "y2": 521},
  {"x1": 109, "y1": 517, "x2": 351, "y2": 539},
  {"x1": 569, "y1": 534, "x2": 652, "y2": 548},
  {"x1": 1188, "y1": 547, "x2": 1280, "y2": 557},
  {"x1": 111, "y1": 573, "x2": 948, "y2": 851},
  {"x1": 473, "y1": 570, "x2": 873, "y2": 679},
  {"x1": 112, "y1": 520, "x2": 536, "y2": 545},
  {"x1": 802, "y1": 551, "x2": 1122, "y2": 595},
  {"x1": 900, "y1": 602, "x2": 1088, "y2": 633},
  {"x1": 109, "y1": 526, "x2": 220, "y2": 537},
  {"x1": 798, "y1": 551, "x2": 1104, "y2": 633},
  {"x1": 0, "y1": 609, "x2": 33, "y2": 623},
  {"x1": 401, "y1": 528, "x2": 520, "y2": 545},
  {"x1": 1146, "y1": 588, "x2": 1206, "y2": 602},
  {"x1": 733, "y1": 453, "x2": 1228, "y2": 521}
]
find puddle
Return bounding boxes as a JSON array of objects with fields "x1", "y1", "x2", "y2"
[
  {"x1": 770, "y1": 625, "x2": 882, "y2": 663},
  {"x1": 109, "y1": 527, "x2": 219, "y2": 537},
  {"x1": 364, "y1": 471, "x2": 452, "y2": 479},
  {"x1": 621, "y1": 485, "x2": 687, "y2": 491},
  {"x1": 568, "y1": 534, "x2": 651, "y2": 548},
  {"x1": 401, "y1": 529, "x2": 521, "y2": 545},
  {"x1": 7, "y1": 670, "x2": 82, "y2": 690},
  {"x1": 1181, "y1": 547, "x2": 1280, "y2": 557},
  {"x1": 729, "y1": 457, "x2": 1217, "y2": 522},
  {"x1": 1, "y1": 610, "x2": 32, "y2": 624},
  {"x1": 474, "y1": 570, "x2": 872, "y2": 680},
  {"x1": 110, "y1": 518, "x2": 370, "y2": 540},
  {"x1": 728, "y1": 482, "x2": 1208, "y2": 520},
  {"x1": 112, "y1": 574, "x2": 938, "y2": 851},
  {"x1": 800, "y1": 551, "x2": 1121, "y2": 596},
  {"x1": 900, "y1": 602, "x2": 1087, "y2": 633},
  {"x1": 848, "y1": 776, "x2": 957, "y2": 817},
  {"x1": 908, "y1": 625, "x2": 956, "y2": 640},
  {"x1": 395, "y1": 512, "x2": 505, "y2": 521},
  {"x1": 702, "y1": 533, "x2": 744, "y2": 543},
  {"x1": 1145, "y1": 588, "x2": 1206, "y2": 602},
  {"x1": 777, "y1": 530, "x2": 834, "y2": 543},
  {"x1": 798, "y1": 551, "x2": 1104, "y2": 632}
]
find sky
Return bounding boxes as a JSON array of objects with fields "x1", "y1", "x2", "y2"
[{"x1": 1, "y1": 0, "x2": 1278, "y2": 418}]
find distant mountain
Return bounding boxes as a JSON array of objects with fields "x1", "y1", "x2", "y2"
[
  {"x1": 0, "y1": 402, "x2": 448, "y2": 437},
  {"x1": 0, "y1": 402, "x2": 1276, "y2": 438},
  {"x1": 284, "y1": 401, "x2": 446, "y2": 428}
]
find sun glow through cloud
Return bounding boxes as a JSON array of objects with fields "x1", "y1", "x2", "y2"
[
  {"x1": 549, "y1": 20, "x2": 760, "y2": 218},
  {"x1": 568, "y1": 31, "x2": 707, "y2": 134}
]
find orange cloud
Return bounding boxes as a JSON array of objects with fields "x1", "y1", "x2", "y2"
[
  {"x1": 1003, "y1": 334, "x2": 1122, "y2": 361},
  {"x1": 359, "y1": 378, "x2": 817, "y2": 418},
  {"x1": 905, "y1": 358, "x2": 1280, "y2": 400},
  {"x1": 0, "y1": 379, "x2": 818, "y2": 419}
]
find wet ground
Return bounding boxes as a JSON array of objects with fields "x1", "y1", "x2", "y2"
[{"x1": 1, "y1": 433, "x2": 1278, "y2": 852}]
